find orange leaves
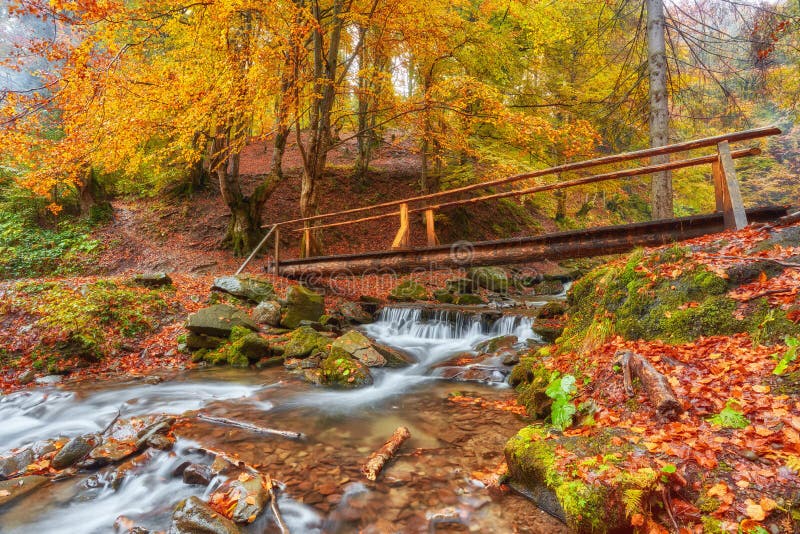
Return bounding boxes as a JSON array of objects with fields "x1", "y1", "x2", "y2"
[{"x1": 448, "y1": 395, "x2": 527, "y2": 416}]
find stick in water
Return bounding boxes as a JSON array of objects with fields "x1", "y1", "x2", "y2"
[
  {"x1": 361, "y1": 426, "x2": 411, "y2": 481},
  {"x1": 196, "y1": 413, "x2": 305, "y2": 440}
]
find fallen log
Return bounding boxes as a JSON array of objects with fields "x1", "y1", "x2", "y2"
[
  {"x1": 268, "y1": 478, "x2": 290, "y2": 534},
  {"x1": 617, "y1": 351, "x2": 683, "y2": 420},
  {"x1": 361, "y1": 426, "x2": 411, "y2": 481},
  {"x1": 196, "y1": 414, "x2": 305, "y2": 441}
]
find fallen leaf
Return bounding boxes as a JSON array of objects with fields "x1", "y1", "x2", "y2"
[
  {"x1": 631, "y1": 513, "x2": 645, "y2": 526},
  {"x1": 759, "y1": 497, "x2": 777, "y2": 512},
  {"x1": 744, "y1": 500, "x2": 765, "y2": 521}
]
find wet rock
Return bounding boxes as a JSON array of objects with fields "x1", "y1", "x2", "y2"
[
  {"x1": 229, "y1": 474, "x2": 269, "y2": 523},
  {"x1": 475, "y1": 335, "x2": 518, "y2": 354},
  {"x1": 0, "y1": 448, "x2": 33, "y2": 479},
  {"x1": 301, "y1": 354, "x2": 323, "y2": 369},
  {"x1": 88, "y1": 438, "x2": 139, "y2": 466},
  {"x1": 373, "y1": 343, "x2": 415, "y2": 367},
  {"x1": 212, "y1": 275, "x2": 275, "y2": 303},
  {"x1": 146, "y1": 434, "x2": 175, "y2": 450},
  {"x1": 255, "y1": 355, "x2": 284, "y2": 369},
  {"x1": 320, "y1": 348, "x2": 373, "y2": 388},
  {"x1": 332, "y1": 330, "x2": 387, "y2": 367},
  {"x1": 446, "y1": 277, "x2": 474, "y2": 293},
  {"x1": 389, "y1": 280, "x2": 429, "y2": 301},
  {"x1": 187, "y1": 305, "x2": 258, "y2": 338},
  {"x1": 499, "y1": 348, "x2": 521, "y2": 366},
  {"x1": 252, "y1": 300, "x2": 282, "y2": 326},
  {"x1": 281, "y1": 285, "x2": 324, "y2": 329},
  {"x1": 168, "y1": 495, "x2": 241, "y2": 534},
  {"x1": 436, "y1": 366, "x2": 508, "y2": 384},
  {"x1": 236, "y1": 333, "x2": 271, "y2": 362},
  {"x1": 183, "y1": 463, "x2": 214, "y2": 486},
  {"x1": 337, "y1": 301, "x2": 373, "y2": 324},
  {"x1": 725, "y1": 259, "x2": 784, "y2": 285},
  {"x1": 132, "y1": 272, "x2": 173, "y2": 288},
  {"x1": 304, "y1": 368, "x2": 323, "y2": 385},
  {"x1": 0, "y1": 475, "x2": 49, "y2": 506},
  {"x1": 18, "y1": 369, "x2": 35, "y2": 385},
  {"x1": 532, "y1": 324, "x2": 564, "y2": 343},
  {"x1": 52, "y1": 435, "x2": 96, "y2": 469},
  {"x1": 468, "y1": 267, "x2": 509, "y2": 293},
  {"x1": 357, "y1": 295, "x2": 383, "y2": 314},
  {"x1": 186, "y1": 332, "x2": 226, "y2": 350},
  {"x1": 35, "y1": 374, "x2": 63, "y2": 385},
  {"x1": 283, "y1": 326, "x2": 331, "y2": 359}
]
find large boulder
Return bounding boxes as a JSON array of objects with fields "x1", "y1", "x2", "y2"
[
  {"x1": 446, "y1": 277, "x2": 474, "y2": 293},
  {"x1": 283, "y1": 326, "x2": 331, "y2": 359},
  {"x1": 52, "y1": 435, "x2": 97, "y2": 469},
  {"x1": 468, "y1": 267, "x2": 509, "y2": 293},
  {"x1": 320, "y1": 348, "x2": 373, "y2": 388},
  {"x1": 281, "y1": 285, "x2": 324, "y2": 329},
  {"x1": 389, "y1": 280, "x2": 429, "y2": 301},
  {"x1": 187, "y1": 305, "x2": 258, "y2": 338},
  {"x1": 132, "y1": 272, "x2": 173, "y2": 288},
  {"x1": 337, "y1": 301, "x2": 373, "y2": 324},
  {"x1": 212, "y1": 275, "x2": 275, "y2": 303},
  {"x1": 186, "y1": 333, "x2": 225, "y2": 350},
  {"x1": 252, "y1": 300, "x2": 282, "y2": 326},
  {"x1": 476, "y1": 335, "x2": 518, "y2": 354},
  {"x1": 168, "y1": 496, "x2": 240, "y2": 534},
  {"x1": 331, "y1": 330, "x2": 386, "y2": 367}
]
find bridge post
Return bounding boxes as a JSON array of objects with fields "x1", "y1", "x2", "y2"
[
  {"x1": 391, "y1": 203, "x2": 411, "y2": 249},
  {"x1": 425, "y1": 209, "x2": 439, "y2": 246},
  {"x1": 715, "y1": 141, "x2": 748, "y2": 230},
  {"x1": 273, "y1": 226, "x2": 280, "y2": 276}
]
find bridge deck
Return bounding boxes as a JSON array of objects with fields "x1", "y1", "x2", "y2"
[{"x1": 271, "y1": 206, "x2": 788, "y2": 278}]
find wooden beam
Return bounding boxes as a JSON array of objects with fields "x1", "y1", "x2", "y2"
[
  {"x1": 234, "y1": 224, "x2": 277, "y2": 275},
  {"x1": 425, "y1": 209, "x2": 439, "y2": 246},
  {"x1": 712, "y1": 160, "x2": 725, "y2": 212},
  {"x1": 264, "y1": 127, "x2": 780, "y2": 230},
  {"x1": 717, "y1": 141, "x2": 748, "y2": 230},
  {"x1": 391, "y1": 203, "x2": 410, "y2": 249},
  {"x1": 273, "y1": 226, "x2": 280, "y2": 276}
]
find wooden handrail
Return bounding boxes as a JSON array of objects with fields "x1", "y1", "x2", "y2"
[
  {"x1": 267, "y1": 126, "x2": 779, "y2": 230},
  {"x1": 291, "y1": 146, "x2": 760, "y2": 233}
]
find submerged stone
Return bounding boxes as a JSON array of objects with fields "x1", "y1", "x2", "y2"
[
  {"x1": 0, "y1": 475, "x2": 49, "y2": 507},
  {"x1": 281, "y1": 285, "x2": 324, "y2": 329}
]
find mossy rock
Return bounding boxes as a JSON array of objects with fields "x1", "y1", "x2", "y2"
[
  {"x1": 445, "y1": 278, "x2": 474, "y2": 293},
  {"x1": 505, "y1": 426, "x2": 638, "y2": 533},
  {"x1": 320, "y1": 347, "x2": 373, "y2": 388},
  {"x1": 331, "y1": 330, "x2": 386, "y2": 367},
  {"x1": 280, "y1": 285, "x2": 325, "y2": 329},
  {"x1": 467, "y1": 267, "x2": 509, "y2": 293},
  {"x1": 283, "y1": 326, "x2": 331, "y2": 359},
  {"x1": 476, "y1": 335, "x2": 518, "y2": 354},
  {"x1": 186, "y1": 332, "x2": 225, "y2": 350},
  {"x1": 537, "y1": 301, "x2": 567, "y2": 319},
  {"x1": 725, "y1": 259, "x2": 784, "y2": 285},
  {"x1": 509, "y1": 359, "x2": 554, "y2": 418},
  {"x1": 455, "y1": 293, "x2": 486, "y2": 305},
  {"x1": 132, "y1": 272, "x2": 173, "y2": 288},
  {"x1": 433, "y1": 289, "x2": 455, "y2": 304},
  {"x1": 197, "y1": 326, "x2": 271, "y2": 367},
  {"x1": 532, "y1": 324, "x2": 564, "y2": 343},
  {"x1": 212, "y1": 275, "x2": 275, "y2": 303},
  {"x1": 389, "y1": 280, "x2": 429, "y2": 301},
  {"x1": 532, "y1": 280, "x2": 564, "y2": 296}
]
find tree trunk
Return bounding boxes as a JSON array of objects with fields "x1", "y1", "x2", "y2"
[
  {"x1": 647, "y1": 0, "x2": 673, "y2": 219},
  {"x1": 618, "y1": 350, "x2": 683, "y2": 420}
]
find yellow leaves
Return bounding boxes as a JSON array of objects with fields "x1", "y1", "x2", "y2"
[
  {"x1": 706, "y1": 482, "x2": 729, "y2": 498},
  {"x1": 237, "y1": 472, "x2": 252, "y2": 483},
  {"x1": 745, "y1": 500, "x2": 766, "y2": 521}
]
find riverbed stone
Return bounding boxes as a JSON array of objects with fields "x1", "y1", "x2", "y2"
[
  {"x1": 132, "y1": 272, "x2": 173, "y2": 288},
  {"x1": 332, "y1": 330, "x2": 387, "y2": 367},
  {"x1": 168, "y1": 495, "x2": 241, "y2": 534},
  {"x1": 337, "y1": 301, "x2": 373, "y2": 324},
  {"x1": 476, "y1": 335, "x2": 518, "y2": 354},
  {"x1": 0, "y1": 475, "x2": 49, "y2": 506},
  {"x1": 212, "y1": 275, "x2": 275, "y2": 303},
  {"x1": 283, "y1": 326, "x2": 331, "y2": 359},
  {"x1": 227, "y1": 474, "x2": 269, "y2": 523},
  {"x1": 389, "y1": 280, "x2": 428, "y2": 301},
  {"x1": 468, "y1": 267, "x2": 509, "y2": 293},
  {"x1": 187, "y1": 305, "x2": 258, "y2": 338},
  {"x1": 88, "y1": 438, "x2": 139, "y2": 466},
  {"x1": 183, "y1": 464, "x2": 213, "y2": 486},
  {"x1": 52, "y1": 435, "x2": 96, "y2": 469},
  {"x1": 252, "y1": 300, "x2": 282, "y2": 326},
  {"x1": 281, "y1": 285, "x2": 324, "y2": 328},
  {"x1": 0, "y1": 449, "x2": 33, "y2": 480},
  {"x1": 320, "y1": 348, "x2": 373, "y2": 388},
  {"x1": 373, "y1": 343, "x2": 415, "y2": 367},
  {"x1": 186, "y1": 332, "x2": 226, "y2": 350}
]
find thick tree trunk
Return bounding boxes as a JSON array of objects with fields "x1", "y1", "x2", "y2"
[{"x1": 647, "y1": 0, "x2": 673, "y2": 219}]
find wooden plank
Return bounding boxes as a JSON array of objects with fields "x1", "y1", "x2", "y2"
[
  {"x1": 425, "y1": 209, "x2": 439, "y2": 246},
  {"x1": 264, "y1": 127, "x2": 780, "y2": 229},
  {"x1": 293, "y1": 147, "x2": 760, "y2": 234},
  {"x1": 391, "y1": 203, "x2": 410, "y2": 249},
  {"x1": 711, "y1": 160, "x2": 725, "y2": 212},
  {"x1": 303, "y1": 226, "x2": 311, "y2": 258},
  {"x1": 273, "y1": 226, "x2": 280, "y2": 276},
  {"x1": 274, "y1": 207, "x2": 787, "y2": 278},
  {"x1": 717, "y1": 141, "x2": 748, "y2": 230},
  {"x1": 234, "y1": 224, "x2": 277, "y2": 275}
]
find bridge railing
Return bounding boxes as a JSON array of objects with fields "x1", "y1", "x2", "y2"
[{"x1": 237, "y1": 126, "x2": 781, "y2": 275}]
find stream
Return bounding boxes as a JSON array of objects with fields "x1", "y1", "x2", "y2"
[{"x1": 0, "y1": 306, "x2": 569, "y2": 533}]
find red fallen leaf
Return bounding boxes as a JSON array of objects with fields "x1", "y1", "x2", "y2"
[
  {"x1": 630, "y1": 513, "x2": 645, "y2": 526},
  {"x1": 671, "y1": 498, "x2": 701, "y2": 521}
]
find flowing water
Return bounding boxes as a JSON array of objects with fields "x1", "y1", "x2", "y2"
[{"x1": 0, "y1": 306, "x2": 568, "y2": 533}]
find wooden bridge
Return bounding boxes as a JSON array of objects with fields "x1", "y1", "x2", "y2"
[{"x1": 238, "y1": 126, "x2": 793, "y2": 278}]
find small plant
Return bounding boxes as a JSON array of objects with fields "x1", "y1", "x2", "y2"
[
  {"x1": 773, "y1": 336, "x2": 798, "y2": 375},
  {"x1": 708, "y1": 399, "x2": 749, "y2": 429},
  {"x1": 545, "y1": 373, "x2": 577, "y2": 430}
]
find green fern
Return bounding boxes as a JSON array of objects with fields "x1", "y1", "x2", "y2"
[{"x1": 623, "y1": 489, "x2": 644, "y2": 518}]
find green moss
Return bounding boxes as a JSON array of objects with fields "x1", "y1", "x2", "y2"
[
  {"x1": 701, "y1": 515, "x2": 726, "y2": 534},
  {"x1": 197, "y1": 326, "x2": 271, "y2": 368},
  {"x1": 695, "y1": 492, "x2": 721, "y2": 513},
  {"x1": 283, "y1": 326, "x2": 331, "y2": 359},
  {"x1": 389, "y1": 280, "x2": 429, "y2": 301},
  {"x1": 319, "y1": 347, "x2": 372, "y2": 388}
]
